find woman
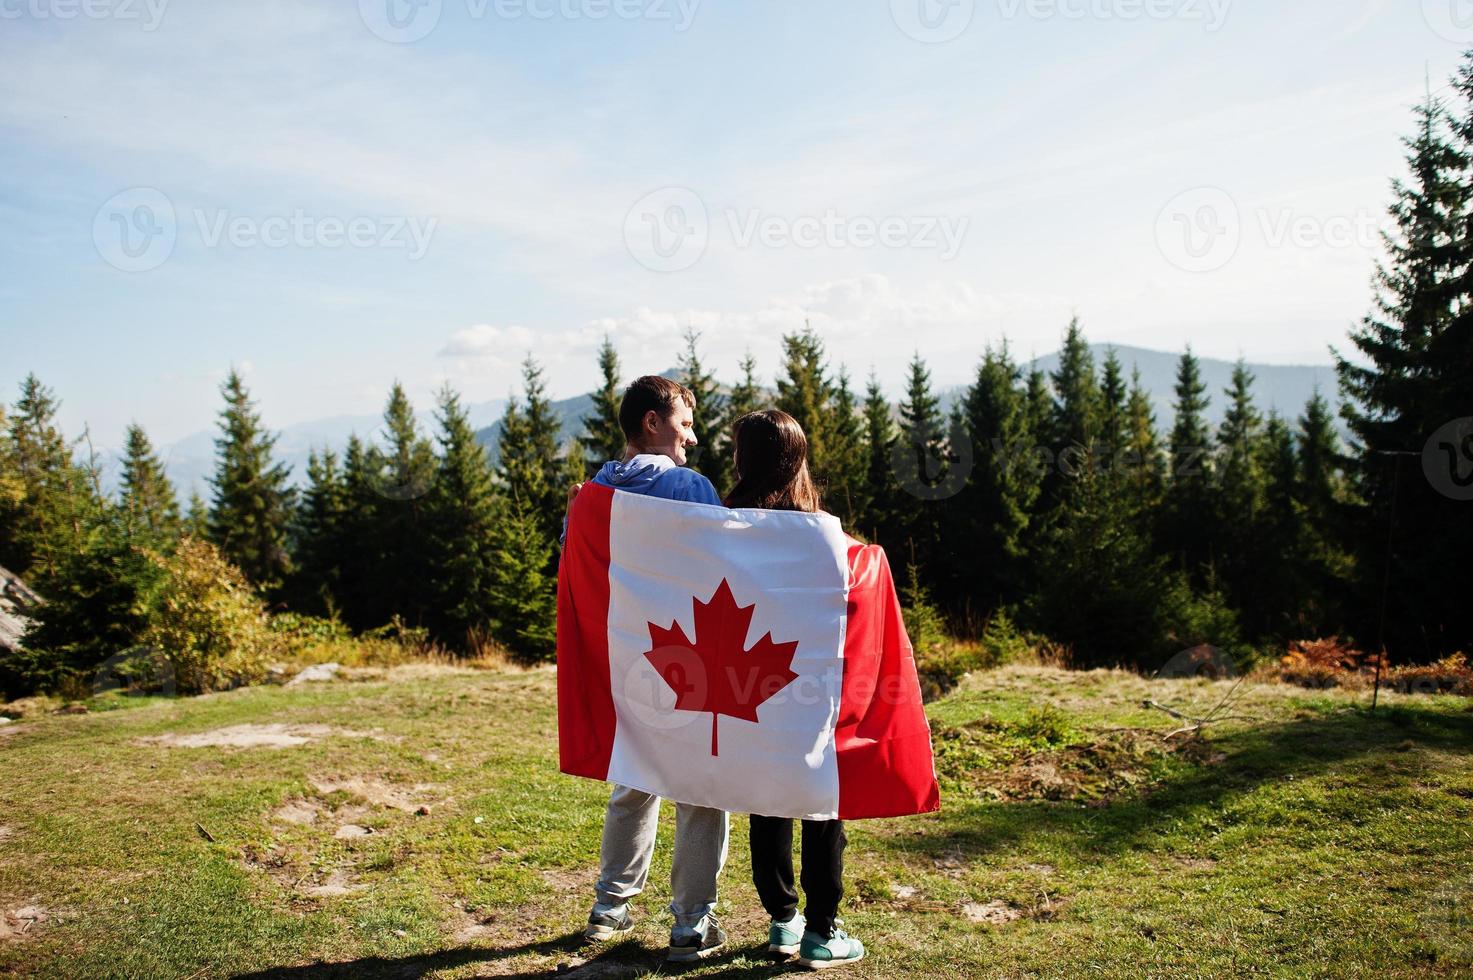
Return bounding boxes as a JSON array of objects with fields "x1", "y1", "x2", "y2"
[{"x1": 724, "y1": 408, "x2": 865, "y2": 970}]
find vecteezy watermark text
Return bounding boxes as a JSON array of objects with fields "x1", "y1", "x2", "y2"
[
  {"x1": 93, "y1": 188, "x2": 438, "y2": 272},
  {"x1": 194, "y1": 209, "x2": 437, "y2": 259},
  {"x1": 359, "y1": 0, "x2": 700, "y2": 43},
  {"x1": 1156, "y1": 186, "x2": 1381, "y2": 273},
  {"x1": 624, "y1": 187, "x2": 969, "y2": 272},
  {"x1": 996, "y1": 0, "x2": 1231, "y2": 31},
  {"x1": 0, "y1": 0, "x2": 169, "y2": 30}
]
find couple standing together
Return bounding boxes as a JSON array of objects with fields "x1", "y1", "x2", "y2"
[{"x1": 567, "y1": 375, "x2": 867, "y2": 970}]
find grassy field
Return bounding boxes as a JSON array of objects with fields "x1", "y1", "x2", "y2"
[{"x1": 1, "y1": 664, "x2": 1471, "y2": 979}]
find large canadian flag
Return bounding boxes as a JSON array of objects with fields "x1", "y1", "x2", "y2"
[{"x1": 557, "y1": 482, "x2": 940, "y2": 821}]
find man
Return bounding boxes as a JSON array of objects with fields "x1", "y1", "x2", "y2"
[{"x1": 570, "y1": 375, "x2": 729, "y2": 963}]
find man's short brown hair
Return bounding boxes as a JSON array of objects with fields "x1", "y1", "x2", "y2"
[{"x1": 619, "y1": 375, "x2": 695, "y2": 443}]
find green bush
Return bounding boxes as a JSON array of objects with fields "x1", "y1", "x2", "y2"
[{"x1": 141, "y1": 537, "x2": 274, "y2": 694}]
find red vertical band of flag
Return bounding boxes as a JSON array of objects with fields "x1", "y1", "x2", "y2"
[
  {"x1": 836, "y1": 542, "x2": 942, "y2": 820},
  {"x1": 556, "y1": 482, "x2": 616, "y2": 781}
]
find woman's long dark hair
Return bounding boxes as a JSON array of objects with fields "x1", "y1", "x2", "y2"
[{"x1": 724, "y1": 409, "x2": 822, "y2": 513}]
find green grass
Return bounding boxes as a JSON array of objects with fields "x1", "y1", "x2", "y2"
[{"x1": 2, "y1": 665, "x2": 1471, "y2": 978}]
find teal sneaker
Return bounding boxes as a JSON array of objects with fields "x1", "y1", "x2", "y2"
[
  {"x1": 797, "y1": 925, "x2": 864, "y2": 970},
  {"x1": 768, "y1": 912, "x2": 805, "y2": 956}
]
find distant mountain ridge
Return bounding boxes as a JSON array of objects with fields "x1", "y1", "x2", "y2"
[
  {"x1": 939, "y1": 344, "x2": 1342, "y2": 434},
  {"x1": 120, "y1": 346, "x2": 1340, "y2": 498}
]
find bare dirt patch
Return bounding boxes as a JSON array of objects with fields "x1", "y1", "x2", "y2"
[
  {"x1": 301, "y1": 869, "x2": 365, "y2": 899},
  {"x1": 0, "y1": 827, "x2": 13, "y2": 843},
  {"x1": 1, "y1": 905, "x2": 49, "y2": 942},
  {"x1": 961, "y1": 900, "x2": 1023, "y2": 925},
  {"x1": 141, "y1": 724, "x2": 390, "y2": 749},
  {"x1": 309, "y1": 777, "x2": 438, "y2": 813},
  {"x1": 0, "y1": 724, "x2": 32, "y2": 741},
  {"x1": 272, "y1": 799, "x2": 325, "y2": 825}
]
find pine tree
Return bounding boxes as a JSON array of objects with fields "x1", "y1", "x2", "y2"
[
  {"x1": 2, "y1": 374, "x2": 75, "y2": 574},
  {"x1": 1214, "y1": 361, "x2": 1268, "y2": 635},
  {"x1": 825, "y1": 368, "x2": 866, "y2": 527},
  {"x1": 288, "y1": 449, "x2": 348, "y2": 616},
  {"x1": 952, "y1": 343, "x2": 1039, "y2": 611},
  {"x1": 119, "y1": 423, "x2": 180, "y2": 544},
  {"x1": 497, "y1": 356, "x2": 564, "y2": 541},
  {"x1": 581, "y1": 335, "x2": 625, "y2": 473},
  {"x1": 1162, "y1": 348, "x2": 1214, "y2": 582},
  {"x1": 1336, "y1": 83, "x2": 1471, "y2": 660},
  {"x1": 1258, "y1": 412, "x2": 1306, "y2": 639},
  {"x1": 424, "y1": 387, "x2": 500, "y2": 650},
  {"x1": 335, "y1": 435, "x2": 383, "y2": 630},
  {"x1": 369, "y1": 383, "x2": 437, "y2": 626},
  {"x1": 183, "y1": 490, "x2": 209, "y2": 539},
  {"x1": 488, "y1": 493, "x2": 557, "y2": 662},
  {"x1": 775, "y1": 326, "x2": 833, "y2": 482},
  {"x1": 1122, "y1": 367, "x2": 1166, "y2": 516},
  {"x1": 1296, "y1": 391, "x2": 1352, "y2": 635},
  {"x1": 860, "y1": 372, "x2": 896, "y2": 542},
  {"x1": 727, "y1": 351, "x2": 765, "y2": 421},
  {"x1": 893, "y1": 354, "x2": 950, "y2": 571},
  {"x1": 1098, "y1": 348, "x2": 1128, "y2": 466},
  {"x1": 678, "y1": 328, "x2": 729, "y2": 490},
  {"x1": 1050, "y1": 318, "x2": 1102, "y2": 455},
  {"x1": 207, "y1": 370, "x2": 293, "y2": 593}
]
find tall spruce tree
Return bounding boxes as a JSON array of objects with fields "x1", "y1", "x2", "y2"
[
  {"x1": 825, "y1": 368, "x2": 866, "y2": 526},
  {"x1": 894, "y1": 354, "x2": 949, "y2": 573},
  {"x1": 183, "y1": 489, "x2": 209, "y2": 539},
  {"x1": 1122, "y1": 367, "x2": 1167, "y2": 517},
  {"x1": 1214, "y1": 361, "x2": 1269, "y2": 636},
  {"x1": 2, "y1": 375, "x2": 76, "y2": 574},
  {"x1": 775, "y1": 326, "x2": 833, "y2": 483},
  {"x1": 1050, "y1": 318, "x2": 1102, "y2": 453},
  {"x1": 206, "y1": 370, "x2": 293, "y2": 592},
  {"x1": 1162, "y1": 348, "x2": 1215, "y2": 583},
  {"x1": 678, "y1": 328, "x2": 729, "y2": 490},
  {"x1": 860, "y1": 372, "x2": 896, "y2": 543},
  {"x1": 1098, "y1": 348, "x2": 1129, "y2": 467},
  {"x1": 119, "y1": 423, "x2": 180, "y2": 544},
  {"x1": 1336, "y1": 82, "x2": 1472, "y2": 659},
  {"x1": 335, "y1": 435, "x2": 383, "y2": 630},
  {"x1": 581, "y1": 335, "x2": 625, "y2": 473},
  {"x1": 288, "y1": 449, "x2": 348, "y2": 616},
  {"x1": 369, "y1": 384, "x2": 437, "y2": 626},
  {"x1": 1257, "y1": 411, "x2": 1307, "y2": 638},
  {"x1": 952, "y1": 343, "x2": 1038, "y2": 611},
  {"x1": 727, "y1": 351, "x2": 765, "y2": 422},
  {"x1": 425, "y1": 387, "x2": 500, "y2": 650},
  {"x1": 497, "y1": 356, "x2": 564, "y2": 541},
  {"x1": 488, "y1": 492, "x2": 557, "y2": 662}
]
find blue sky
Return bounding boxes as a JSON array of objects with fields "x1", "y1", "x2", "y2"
[{"x1": 0, "y1": 0, "x2": 1466, "y2": 447}]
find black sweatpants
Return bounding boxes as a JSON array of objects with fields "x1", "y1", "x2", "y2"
[{"x1": 748, "y1": 815, "x2": 846, "y2": 937}]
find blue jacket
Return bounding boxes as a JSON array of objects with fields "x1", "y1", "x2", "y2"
[{"x1": 591, "y1": 453, "x2": 722, "y2": 505}]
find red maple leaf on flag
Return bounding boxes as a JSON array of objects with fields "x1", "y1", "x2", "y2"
[{"x1": 643, "y1": 578, "x2": 800, "y2": 757}]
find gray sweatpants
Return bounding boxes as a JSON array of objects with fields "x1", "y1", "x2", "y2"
[{"x1": 595, "y1": 785, "x2": 729, "y2": 928}]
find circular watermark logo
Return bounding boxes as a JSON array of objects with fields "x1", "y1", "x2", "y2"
[
  {"x1": 367, "y1": 466, "x2": 437, "y2": 502},
  {"x1": 890, "y1": 0, "x2": 975, "y2": 43},
  {"x1": 93, "y1": 187, "x2": 176, "y2": 273},
  {"x1": 93, "y1": 646, "x2": 176, "y2": 698},
  {"x1": 1423, "y1": 417, "x2": 1473, "y2": 502},
  {"x1": 619, "y1": 645, "x2": 705, "y2": 733},
  {"x1": 359, "y1": 0, "x2": 442, "y2": 43},
  {"x1": 1422, "y1": 0, "x2": 1473, "y2": 43},
  {"x1": 1419, "y1": 874, "x2": 1473, "y2": 964},
  {"x1": 1155, "y1": 187, "x2": 1241, "y2": 273},
  {"x1": 1157, "y1": 644, "x2": 1237, "y2": 680},
  {"x1": 624, "y1": 187, "x2": 708, "y2": 273},
  {"x1": 890, "y1": 422, "x2": 973, "y2": 501}
]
